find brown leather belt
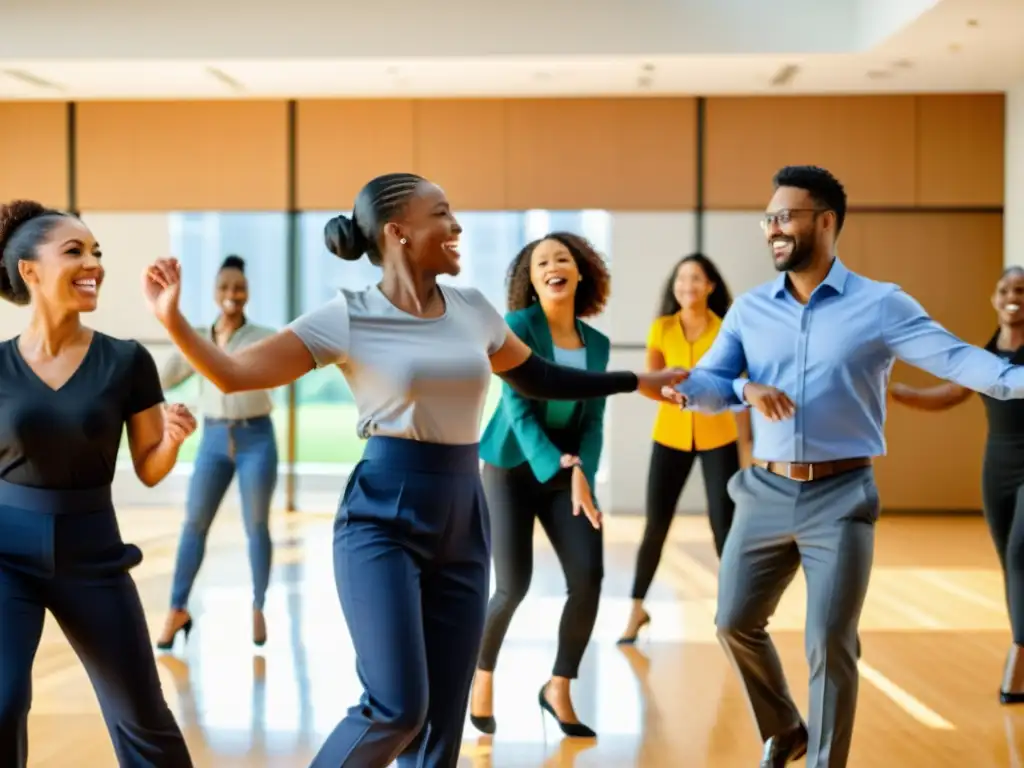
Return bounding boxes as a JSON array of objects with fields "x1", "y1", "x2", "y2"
[{"x1": 753, "y1": 457, "x2": 872, "y2": 482}]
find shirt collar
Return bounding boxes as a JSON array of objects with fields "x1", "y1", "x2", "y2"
[{"x1": 771, "y1": 256, "x2": 849, "y2": 299}]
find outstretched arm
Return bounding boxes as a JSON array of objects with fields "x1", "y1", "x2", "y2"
[
  {"x1": 889, "y1": 381, "x2": 973, "y2": 411},
  {"x1": 145, "y1": 258, "x2": 318, "y2": 393},
  {"x1": 489, "y1": 329, "x2": 684, "y2": 402},
  {"x1": 675, "y1": 307, "x2": 749, "y2": 413},
  {"x1": 882, "y1": 290, "x2": 1024, "y2": 400},
  {"x1": 163, "y1": 314, "x2": 315, "y2": 393}
]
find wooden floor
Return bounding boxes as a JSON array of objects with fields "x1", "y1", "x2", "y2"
[{"x1": 23, "y1": 507, "x2": 1024, "y2": 767}]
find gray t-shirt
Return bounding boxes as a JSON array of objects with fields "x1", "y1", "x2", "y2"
[{"x1": 288, "y1": 284, "x2": 508, "y2": 445}]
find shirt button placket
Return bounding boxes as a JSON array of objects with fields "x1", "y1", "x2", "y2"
[{"x1": 794, "y1": 306, "x2": 810, "y2": 462}]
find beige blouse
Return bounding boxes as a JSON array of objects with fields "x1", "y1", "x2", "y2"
[{"x1": 160, "y1": 321, "x2": 276, "y2": 420}]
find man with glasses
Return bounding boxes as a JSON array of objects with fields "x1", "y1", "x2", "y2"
[{"x1": 666, "y1": 164, "x2": 1024, "y2": 767}]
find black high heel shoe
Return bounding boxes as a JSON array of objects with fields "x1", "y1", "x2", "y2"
[
  {"x1": 1002, "y1": 644, "x2": 1024, "y2": 704},
  {"x1": 469, "y1": 713, "x2": 496, "y2": 735},
  {"x1": 537, "y1": 684, "x2": 596, "y2": 739},
  {"x1": 616, "y1": 612, "x2": 651, "y2": 646},
  {"x1": 156, "y1": 617, "x2": 193, "y2": 651}
]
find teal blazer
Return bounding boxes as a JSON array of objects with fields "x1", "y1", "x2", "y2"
[{"x1": 479, "y1": 303, "x2": 610, "y2": 488}]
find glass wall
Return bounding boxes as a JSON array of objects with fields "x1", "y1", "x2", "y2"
[
  {"x1": 294, "y1": 210, "x2": 612, "y2": 469},
  {"x1": 92, "y1": 211, "x2": 291, "y2": 464},
  {"x1": 97, "y1": 208, "x2": 613, "y2": 508}
]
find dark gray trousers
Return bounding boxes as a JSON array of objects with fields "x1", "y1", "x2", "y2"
[{"x1": 715, "y1": 465, "x2": 879, "y2": 768}]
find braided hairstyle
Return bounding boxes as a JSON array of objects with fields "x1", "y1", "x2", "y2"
[
  {"x1": 324, "y1": 173, "x2": 426, "y2": 266},
  {"x1": 0, "y1": 200, "x2": 73, "y2": 305}
]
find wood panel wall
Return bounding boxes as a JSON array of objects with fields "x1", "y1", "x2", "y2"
[
  {"x1": 704, "y1": 94, "x2": 1004, "y2": 208},
  {"x1": 838, "y1": 213, "x2": 1003, "y2": 510},
  {"x1": 0, "y1": 103, "x2": 68, "y2": 208},
  {"x1": 0, "y1": 93, "x2": 1006, "y2": 512},
  {"x1": 0, "y1": 94, "x2": 1000, "y2": 213},
  {"x1": 295, "y1": 98, "x2": 697, "y2": 211}
]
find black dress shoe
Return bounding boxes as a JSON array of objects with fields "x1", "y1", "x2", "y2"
[{"x1": 760, "y1": 723, "x2": 808, "y2": 767}]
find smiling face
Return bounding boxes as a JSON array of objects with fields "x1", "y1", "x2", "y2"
[
  {"x1": 529, "y1": 238, "x2": 580, "y2": 308},
  {"x1": 19, "y1": 217, "x2": 104, "y2": 313},
  {"x1": 994, "y1": 269, "x2": 1024, "y2": 327},
  {"x1": 673, "y1": 259, "x2": 715, "y2": 311},
  {"x1": 215, "y1": 267, "x2": 247, "y2": 319},
  {"x1": 763, "y1": 185, "x2": 834, "y2": 273},
  {"x1": 384, "y1": 181, "x2": 463, "y2": 276}
]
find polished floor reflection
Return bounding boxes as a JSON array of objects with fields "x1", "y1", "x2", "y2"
[{"x1": 23, "y1": 507, "x2": 1024, "y2": 766}]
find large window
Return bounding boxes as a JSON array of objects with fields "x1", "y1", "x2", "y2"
[
  {"x1": 90, "y1": 211, "x2": 290, "y2": 465},
  {"x1": 166, "y1": 212, "x2": 291, "y2": 462},
  {"x1": 294, "y1": 210, "x2": 612, "y2": 468}
]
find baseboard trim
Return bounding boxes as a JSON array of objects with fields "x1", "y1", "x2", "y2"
[
  {"x1": 607, "y1": 507, "x2": 984, "y2": 517},
  {"x1": 880, "y1": 507, "x2": 982, "y2": 517}
]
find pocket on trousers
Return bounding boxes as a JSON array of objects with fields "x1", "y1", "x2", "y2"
[
  {"x1": 855, "y1": 475, "x2": 882, "y2": 522},
  {"x1": 0, "y1": 506, "x2": 48, "y2": 573},
  {"x1": 339, "y1": 464, "x2": 412, "y2": 525},
  {"x1": 726, "y1": 466, "x2": 749, "y2": 503}
]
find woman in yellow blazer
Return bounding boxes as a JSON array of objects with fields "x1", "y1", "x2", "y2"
[{"x1": 619, "y1": 253, "x2": 752, "y2": 643}]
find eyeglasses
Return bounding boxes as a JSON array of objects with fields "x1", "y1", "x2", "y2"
[{"x1": 760, "y1": 208, "x2": 829, "y2": 230}]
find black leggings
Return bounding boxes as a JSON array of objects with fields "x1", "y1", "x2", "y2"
[
  {"x1": 982, "y1": 441, "x2": 1024, "y2": 644},
  {"x1": 630, "y1": 440, "x2": 740, "y2": 600},
  {"x1": 476, "y1": 462, "x2": 603, "y2": 679}
]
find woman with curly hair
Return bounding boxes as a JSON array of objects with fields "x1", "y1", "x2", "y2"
[
  {"x1": 618, "y1": 253, "x2": 751, "y2": 645},
  {"x1": 470, "y1": 232, "x2": 612, "y2": 739}
]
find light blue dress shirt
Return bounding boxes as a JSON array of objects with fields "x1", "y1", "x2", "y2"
[{"x1": 678, "y1": 258, "x2": 1024, "y2": 463}]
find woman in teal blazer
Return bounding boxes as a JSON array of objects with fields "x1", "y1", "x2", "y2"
[{"x1": 470, "y1": 232, "x2": 611, "y2": 739}]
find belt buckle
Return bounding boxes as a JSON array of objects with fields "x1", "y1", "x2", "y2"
[{"x1": 788, "y1": 463, "x2": 813, "y2": 482}]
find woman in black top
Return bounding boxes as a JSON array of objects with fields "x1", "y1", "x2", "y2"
[
  {"x1": 890, "y1": 265, "x2": 1024, "y2": 704},
  {"x1": 0, "y1": 200, "x2": 197, "y2": 767}
]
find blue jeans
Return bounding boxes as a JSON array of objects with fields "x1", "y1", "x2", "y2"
[{"x1": 170, "y1": 416, "x2": 278, "y2": 611}]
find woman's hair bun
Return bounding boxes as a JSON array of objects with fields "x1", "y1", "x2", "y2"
[
  {"x1": 220, "y1": 254, "x2": 245, "y2": 272},
  {"x1": 0, "y1": 200, "x2": 49, "y2": 256},
  {"x1": 324, "y1": 214, "x2": 368, "y2": 262}
]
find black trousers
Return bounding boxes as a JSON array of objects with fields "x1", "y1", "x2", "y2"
[
  {"x1": 982, "y1": 439, "x2": 1024, "y2": 644},
  {"x1": 476, "y1": 462, "x2": 603, "y2": 679},
  {"x1": 630, "y1": 440, "x2": 740, "y2": 600},
  {"x1": 0, "y1": 480, "x2": 192, "y2": 768}
]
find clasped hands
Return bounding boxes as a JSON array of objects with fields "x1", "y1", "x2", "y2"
[{"x1": 660, "y1": 381, "x2": 796, "y2": 422}]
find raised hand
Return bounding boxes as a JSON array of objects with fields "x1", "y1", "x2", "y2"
[
  {"x1": 163, "y1": 403, "x2": 197, "y2": 446},
  {"x1": 142, "y1": 258, "x2": 183, "y2": 326}
]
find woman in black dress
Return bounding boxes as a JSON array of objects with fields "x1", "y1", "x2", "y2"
[
  {"x1": 0, "y1": 200, "x2": 197, "y2": 766},
  {"x1": 890, "y1": 265, "x2": 1024, "y2": 703}
]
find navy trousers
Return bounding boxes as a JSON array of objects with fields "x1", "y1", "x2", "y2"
[
  {"x1": 0, "y1": 479, "x2": 192, "y2": 768},
  {"x1": 309, "y1": 437, "x2": 491, "y2": 768}
]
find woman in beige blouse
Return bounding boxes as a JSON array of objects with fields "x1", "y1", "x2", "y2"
[{"x1": 155, "y1": 255, "x2": 279, "y2": 650}]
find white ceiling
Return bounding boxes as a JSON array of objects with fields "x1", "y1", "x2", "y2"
[{"x1": 0, "y1": 0, "x2": 1021, "y2": 99}]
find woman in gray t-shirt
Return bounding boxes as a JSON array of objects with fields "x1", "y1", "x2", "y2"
[{"x1": 141, "y1": 172, "x2": 685, "y2": 768}]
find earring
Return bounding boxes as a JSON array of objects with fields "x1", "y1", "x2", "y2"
[{"x1": 400, "y1": 237, "x2": 408, "y2": 245}]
